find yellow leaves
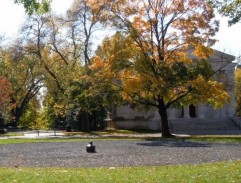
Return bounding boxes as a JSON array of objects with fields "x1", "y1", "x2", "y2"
[
  {"x1": 132, "y1": 16, "x2": 151, "y2": 34},
  {"x1": 208, "y1": 85, "x2": 230, "y2": 109},
  {"x1": 166, "y1": 50, "x2": 192, "y2": 64},
  {"x1": 89, "y1": 56, "x2": 105, "y2": 71},
  {"x1": 193, "y1": 45, "x2": 213, "y2": 59},
  {"x1": 53, "y1": 103, "x2": 66, "y2": 116},
  {"x1": 192, "y1": 75, "x2": 209, "y2": 93},
  {"x1": 87, "y1": 0, "x2": 108, "y2": 10},
  {"x1": 90, "y1": 56, "x2": 115, "y2": 79},
  {"x1": 120, "y1": 70, "x2": 140, "y2": 89},
  {"x1": 117, "y1": 69, "x2": 154, "y2": 101},
  {"x1": 235, "y1": 68, "x2": 241, "y2": 115},
  {"x1": 191, "y1": 75, "x2": 230, "y2": 109},
  {"x1": 235, "y1": 67, "x2": 241, "y2": 83}
]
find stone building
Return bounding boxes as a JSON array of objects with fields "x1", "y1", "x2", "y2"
[{"x1": 109, "y1": 49, "x2": 236, "y2": 131}]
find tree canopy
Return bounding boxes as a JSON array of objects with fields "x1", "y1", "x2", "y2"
[
  {"x1": 14, "y1": 0, "x2": 51, "y2": 15},
  {"x1": 212, "y1": 0, "x2": 241, "y2": 25}
]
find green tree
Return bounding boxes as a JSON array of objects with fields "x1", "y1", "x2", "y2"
[
  {"x1": 0, "y1": 76, "x2": 13, "y2": 128},
  {"x1": 18, "y1": 97, "x2": 40, "y2": 129},
  {"x1": 14, "y1": 0, "x2": 51, "y2": 15},
  {"x1": 20, "y1": 10, "x2": 109, "y2": 131},
  {"x1": 0, "y1": 45, "x2": 44, "y2": 127},
  {"x1": 212, "y1": 0, "x2": 241, "y2": 25}
]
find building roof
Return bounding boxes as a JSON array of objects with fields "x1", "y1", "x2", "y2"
[{"x1": 186, "y1": 48, "x2": 236, "y2": 63}]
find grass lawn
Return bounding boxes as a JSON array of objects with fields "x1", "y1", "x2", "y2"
[
  {"x1": 1, "y1": 135, "x2": 241, "y2": 144},
  {"x1": 0, "y1": 132, "x2": 24, "y2": 137},
  {"x1": 0, "y1": 138, "x2": 91, "y2": 144},
  {"x1": 63, "y1": 129, "x2": 160, "y2": 136},
  {"x1": 0, "y1": 160, "x2": 240, "y2": 183}
]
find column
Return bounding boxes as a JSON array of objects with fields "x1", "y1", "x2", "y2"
[
  {"x1": 229, "y1": 91, "x2": 235, "y2": 117},
  {"x1": 168, "y1": 108, "x2": 177, "y2": 119},
  {"x1": 183, "y1": 106, "x2": 190, "y2": 118},
  {"x1": 197, "y1": 103, "x2": 205, "y2": 118}
]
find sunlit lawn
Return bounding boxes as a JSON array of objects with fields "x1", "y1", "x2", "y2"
[
  {"x1": 0, "y1": 161, "x2": 240, "y2": 183},
  {"x1": 1, "y1": 134, "x2": 241, "y2": 144}
]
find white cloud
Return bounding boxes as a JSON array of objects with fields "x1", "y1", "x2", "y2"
[
  {"x1": 0, "y1": 0, "x2": 73, "y2": 39},
  {"x1": 51, "y1": 0, "x2": 73, "y2": 15},
  {"x1": 0, "y1": 0, "x2": 26, "y2": 38},
  {"x1": 213, "y1": 14, "x2": 241, "y2": 57}
]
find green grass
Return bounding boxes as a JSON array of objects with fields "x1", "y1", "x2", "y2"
[
  {"x1": 0, "y1": 160, "x2": 241, "y2": 182},
  {"x1": 184, "y1": 135, "x2": 241, "y2": 143},
  {"x1": 2, "y1": 135, "x2": 241, "y2": 145},
  {"x1": 64, "y1": 129, "x2": 159, "y2": 136},
  {"x1": 143, "y1": 136, "x2": 241, "y2": 144},
  {"x1": 0, "y1": 137, "x2": 138, "y2": 145},
  {"x1": 0, "y1": 133, "x2": 24, "y2": 137},
  {"x1": 0, "y1": 138, "x2": 91, "y2": 144}
]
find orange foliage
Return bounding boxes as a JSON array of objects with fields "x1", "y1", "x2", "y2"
[{"x1": 89, "y1": 0, "x2": 229, "y2": 111}]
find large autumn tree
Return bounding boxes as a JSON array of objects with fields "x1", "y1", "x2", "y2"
[{"x1": 90, "y1": 0, "x2": 230, "y2": 137}]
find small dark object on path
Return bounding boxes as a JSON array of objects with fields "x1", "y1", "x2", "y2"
[{"x1": 86, "y1": 141, "x2": 96, "y2": 153}]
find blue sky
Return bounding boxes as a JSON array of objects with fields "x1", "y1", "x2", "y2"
[{"x1": 0, "y1": 0, "x2": 241, "y2": 57}]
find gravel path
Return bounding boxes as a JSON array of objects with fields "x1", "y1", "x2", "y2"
[{"x1": 0, "y1": 140, "x2": 241, "y2": 167}]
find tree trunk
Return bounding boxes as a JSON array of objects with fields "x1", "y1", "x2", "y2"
[
  {"x1": 80, "y1": 111, "x2": 90, "y2": 132},
  {"x1": 158, "y1": 104, "x2": 173, "y2": 138},
  {"x1": 10, "y1": 107, "x2": 22, "y2": 128}
]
